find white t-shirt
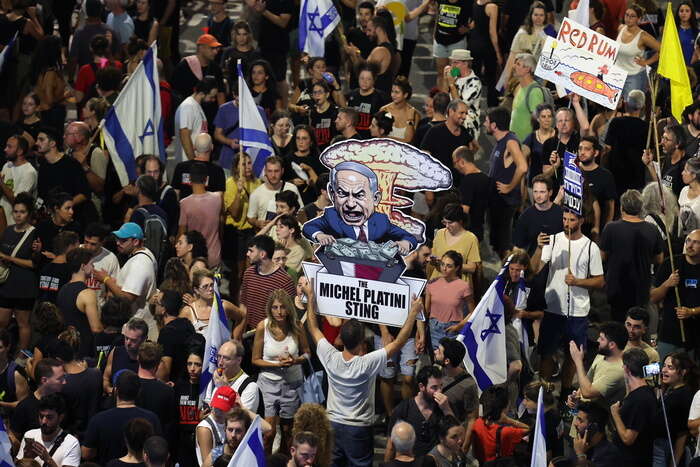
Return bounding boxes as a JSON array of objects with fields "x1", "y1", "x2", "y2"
[
  {"x1": 678, "y1": 186, "x2": 700, "y2": 236},
  {"x1": 85, "y1": 246, "x2": 120, "y2": 307},
  {"x1": 174, "y1": 96, "x2": 208, "y2": 164},
  {"x1": 541, "y1": 232, "x2": 603, "y2": 317},
  {"x1": 247, "y1": 182, "x2": 304, "y2": 221},
  {"x1": 317, "y1": 338, "x2": 387, "y2": 426},
  {"x1": 0, "y1": 161, "x2": 37, "y2": 225},
  {"x1": 689, "y1": 389, "x2": 700, "y2": 455},
  {"x1": 203, "y1": 371, "x2": 260, "y2": 413},
  {"x1": 116, "y1": 248, "x2": 157, "y2": 339},
  {"x1": 17, "y1": 429, "x2": 81, "y2": 467}
]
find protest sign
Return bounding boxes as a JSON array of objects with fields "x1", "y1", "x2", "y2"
[
  {"x1": 301, "y1": 139, "x2": 452, "y2": 326},
  {"x1": 535, "y1": 36, "x2": 626, "y2": 109},
  {"x1": 557, "y1": 17, "x2": 619, "y2": 63},
  {"x1": 563, "y1": 151, "x2": 583, "y2": 215}
]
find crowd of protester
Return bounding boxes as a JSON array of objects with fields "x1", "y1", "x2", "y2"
[{"x1": 1, "y1": 0, "x2": 700, "y2": 465}]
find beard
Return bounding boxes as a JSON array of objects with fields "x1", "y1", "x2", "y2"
[{"x1": 597, "y1": 346, "x2": 611, "y2": 357}]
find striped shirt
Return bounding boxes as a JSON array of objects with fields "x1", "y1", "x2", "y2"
[{"x1": 241, "y1": 265, "x2": 295, "y2": 329}]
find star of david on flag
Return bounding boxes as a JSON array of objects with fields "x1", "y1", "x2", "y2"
[
  {"x1": 457, "y1": 257, "x2": 511, "y2": 393},
  {"x1": 299, "y1": 0, "x2": 340, "y2": 57}
]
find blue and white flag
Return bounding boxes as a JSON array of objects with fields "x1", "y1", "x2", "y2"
[
  {"x1": 227, "y1": 416, "x2": 266, "y2": 467},
  {"x1": 237, "y1": 60, "x2": 274, "y2": 177},
  {"x1": 102, "y1": 42, "x2": 164, "y2": 187},
  {"x1": 457, "y1": 260, "x2": 509, "y2": 393},
  {"x1": 0, "y1": 419, "x2": 14, "y2": 467},
  {"x1": 0, "y1": 33, "x2": 17, "y2": 75},
  {"x1": 531, "y1": 386, "x2": 547, "y2": 467},
  {"x1": 199, "y1": 279, "x2": 230, "y2": 407},
  {"x1": 510, "y1": 270, "x2": 533, "y2": 369},
  {"x1": 299, "y1": 0, "x2": 340, "y2": 57}
]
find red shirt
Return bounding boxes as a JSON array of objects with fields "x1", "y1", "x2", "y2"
[
  {"x1": 75, "y1": 59, "x2": 123, "y2": 94},
  {"x1": 471, "y1": 418, "x2": 527, "y2": 463},
  {"x1": 241, "y1": 265, "x2": 296, "y2": 329}
]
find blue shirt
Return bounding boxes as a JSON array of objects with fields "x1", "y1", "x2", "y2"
[{"x1": 212, "y1": 101, "x2": 270, "y2": 171}]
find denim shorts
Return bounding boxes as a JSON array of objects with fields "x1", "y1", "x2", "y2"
[
  {"x1": 429, "y1": 318, "x2": 460, "y2": 350},
  {"x1": 433, "y1": 38, "x2": 468, "y2": 58},
  {"x1": 373, "y1": 335, "x2": 417, "y2": 379}
]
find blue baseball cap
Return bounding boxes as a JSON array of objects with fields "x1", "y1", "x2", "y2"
[{"x1": 112, "y1": 222, "x2": 144, "y2": 240}]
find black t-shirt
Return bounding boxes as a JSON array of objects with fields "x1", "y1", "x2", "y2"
[
  {"x1": 346, "y1": 27, "x2": 373, "y2": 59},
  {"x1": 614, "y1": 385, "x2": 656, "y2": 467},
  {"x1": 346, "y1": 89, "x2": 390, "y2": 139},
  {"x1": 35, "y1": 220, "x2": 82, "y2": 261},
  {"x1": 310, "y1": 105, "x2": 339, "y2": 150},
  {"x1": 384, "y1": 457, "x2": 437, "y2": 467},
  {"x1": 456, "y1": 172, "x2": 490, "y2": 241},
  {"x1": 581, "y1": 165, "x2": 617, "y2": 223},
  {"x1": 604, "y1": 116, "x2": 648, "y2": 195},
  {"x1": 130, "y1": 203, "x2": 169, "y2": 231},
  {"x1": 415, "y1": 119, "x2": 446, "y2": 151},
  {"x1": 158, "y1": 185, "x2": 180, "y2": 236},
  {"x1": 654, "y1": 385, "x2": 694, "y2": 440},
  {"x1": 170, "y1": 59, "x2": 224, "y2": 99},
  {"x1": 10, "y1": 392, "x2": 39, "y2": 436},
  {"x1": 654, "y1": 256, "x2": 700, "y2": 346},
  {"x1": 172, "y1": 160, "x2": 226, "y2": 199},
  {"x1": 513, "y1": 204, "x2": 564, "y2": 256},
  {"x1": 541, "y1": 133, "x2": 580, "y2": 192},
  {"x1": 434, "y1": 0, "x2": 472, "y2": 45},
  {"x1": 174, "y1": 379, "x2": 202, "y2": 467},
  {"x1": 661, "y1": 155, "x2": 689, "y2": 199},
  {"x1": 158, "y1": 318, "x2": 196, "y2": 382},
  {"x1": 83, "y1": 407, "x2": 162, "y2": 465},
  {"x1": 63, "y1": 367, "x2": 102, "y2": 435},
  {"x1": 136, "y1": 378, "x2": 177, "y2": 435},
  {"x1": 37, "y1": 155, "x2": 91, "y2": 201},
  {"x1": 421, "y1": 123, "x2": 473, "y2": 185},
  {"x1": 258, "y1": 0, "x2": 293, "y2": 52},
  {"x1": 207, "y1": 16, "x2": 233, "y2": 48},
  {"x1": 389, "y1": 398, "x2": 445, "y2": 456},
  {"x1": 106, "y1": 461, "x2": 145, "y2": 467},
  {"x1": 37, "y1": 262, "x2": 72, "y2": 304},
  {"x1": 600, "y1": 220, "x2": 663, "y2": 302},
  {"x1": 251, "y1": 87, "x2": 280, "y2": 119}
]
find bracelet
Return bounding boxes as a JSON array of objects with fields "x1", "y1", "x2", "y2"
[{"x1": 103, "y1": 275, "x2": 111, "y2": 284}]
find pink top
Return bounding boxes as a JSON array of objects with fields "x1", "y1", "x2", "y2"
[
  {"x1": 427, "y1": 277, "x2": 472, "y2": 323},
  {"x1": 179, "y1": 192, "x2": 223, "y2": 267}
]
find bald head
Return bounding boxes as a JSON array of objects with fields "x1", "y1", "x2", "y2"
[
  {"x1": 685, "y1": 229, "x2": 700, "y2": 258},
  {"x1": 72, "y1": 121, "x2": 91, "y2": 139},
  {"x1": 194, "y1": 133, "x2": 213, "y2": 160},
  {"x1": 390, "y1": 422, "x2": 416, "y2": 455}
]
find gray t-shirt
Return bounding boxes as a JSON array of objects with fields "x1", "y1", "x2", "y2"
[{"x1": 317, "y1": 338, "x2": 387, "y2": 426}]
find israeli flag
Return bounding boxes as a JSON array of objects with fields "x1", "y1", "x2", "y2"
[
  {"x1": 102, "y1": 42, "x2": 164, "y2": 186},
  {"x1": 0, "y1": 419, "x2": 14, "y2": 467},
  {"x1": 227, "y1": 416, "x2": 266, "y2": 467},
  {"x1": 299, "y1": 0, "x2": 340, "y2": 57},
  {"x1": 199, "y1": 279, "x2": 230, "y2": 407},
  {"x1": 531, "y1": 386, "x2": 547, "y2": 467},
  {"x1": 0, "y1": 33, "x2": 17, "y2": 75},
  {"x1": 237, "y1": 60, "x2": 273, "y2": 177},
  {"x1": 510, "y1": 271, "x2": 533, "y2": 368},
  {"x1": 457, "y1": 259, "x2": 509, "y2": 393}
]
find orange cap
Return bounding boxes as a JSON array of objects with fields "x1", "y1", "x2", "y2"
[{"x1": 197, "y1": 34, "x2": 223, "y2": 48}]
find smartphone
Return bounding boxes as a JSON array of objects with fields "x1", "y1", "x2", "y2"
[
  {"x1": 643, "y1": 362, "x2": 660, "y2": 378},
  {"x1": 322, "y1": 72, "x2": 334, "y2": 84},
  {"x1": 301, "y1": 293, "x2": 308, "y2": 304},
  {"x1": 450, "y1": 67, "x2": 461, "y2": 78}
]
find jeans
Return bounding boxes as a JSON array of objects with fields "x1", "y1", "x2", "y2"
[
  {"x1": 622, "y1": 70, "x2": 648, "y2": 100},
  {"x1": 331, "y1": 422, "x2": 374, "y2": 467},
  {"x1": 653, "y1": 437, "x2": 690, "y2": 467},
  {"x1": 429, "y1": 318, "x2": 460, "y2": 350},
  {"x1": 656, "y1": 341, "x2": 694, "y2": 361}
]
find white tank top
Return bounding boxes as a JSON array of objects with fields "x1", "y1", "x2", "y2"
[
  {"x1": 616, "y1": 26, "x2": 644, "y2": 75},
  {"x1": 262, "y1": 318, "x2": 299, "y2": 363},
  {"x1": 195, "y1": 415, "x2": 224, "y2": 466}
]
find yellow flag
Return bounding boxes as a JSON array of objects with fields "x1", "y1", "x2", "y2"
[{"x1": 658, "y1": 2, "x2": 693, "y2": 123}]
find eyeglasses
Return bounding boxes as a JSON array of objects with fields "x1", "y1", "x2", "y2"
[{"x1": 199, "y1": 283, "x2": 214, "y2": 290}]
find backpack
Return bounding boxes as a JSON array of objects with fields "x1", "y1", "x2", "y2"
[
  {"x1": 525, "y1": 82, "x2": 555, "y2": 113},
  {"x1": 238, "y1": 376, "x2": 265, "y2": 418},
  {"x1": 137, "y1": 207, "x2": 168, "y2": 267}
]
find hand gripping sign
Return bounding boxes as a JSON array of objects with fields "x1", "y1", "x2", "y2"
[{"x1": 302, "y1": 138, "x2": 452, "y2": 326}]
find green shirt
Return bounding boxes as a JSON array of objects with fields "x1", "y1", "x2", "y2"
[{"x1": 510, "y1": 81, "x2": 544, "y2": 141}]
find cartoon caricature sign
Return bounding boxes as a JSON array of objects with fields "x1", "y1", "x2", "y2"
[{"x1": 301, "y1": 139, "x2": 453, "y2": 327}]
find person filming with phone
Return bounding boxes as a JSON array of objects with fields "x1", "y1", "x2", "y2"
[{"x1": 572, "y1": 402, "x2": 622, "y2": 466}]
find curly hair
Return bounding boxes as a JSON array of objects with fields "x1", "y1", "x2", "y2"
[
  {"x1": 292, "y1": 403, "x2": 332, "y2": 467},
  {"x1": 159, "y1": 257, "x2": 192, "y2": 295},
  {"x1": 31, "y1": 302, "x2": 65, "y2": 338}
]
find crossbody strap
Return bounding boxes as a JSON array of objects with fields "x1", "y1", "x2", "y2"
[
  {"x1": 48, "y1": 430, "x2": 69, "y2": 457},
  {"x1": 495, "y1": 425, "x2": 505, "y2": 457},
  {"x1": 10, "y1": 226, "x2": 34, "y2": 258},
  {"x1": 204, "y1": 416, "x2": 222, "y2": 446},
  {"x1": 443, "y1": 372, "x2": 469, "y2": 393}
]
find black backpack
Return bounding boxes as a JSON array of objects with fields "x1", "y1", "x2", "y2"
[
  {"x1": 238, "y1": 376, "x2": 265, "y2": 418},
  {"x1": 137, "y1": 207, "x2": 168, "y2": 268}
]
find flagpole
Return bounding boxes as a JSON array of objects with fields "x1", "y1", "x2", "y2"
[
  {"x1": 237, "y1": 60, "x2": 245, "y2": 182},
  {"x1": 649, "y1": 71, "x2": 685, "y2": 342}
]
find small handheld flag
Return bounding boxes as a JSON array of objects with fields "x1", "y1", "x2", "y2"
[
  {"x1": 237, "y1": 60, "x2": 274, "y2": 177},
  {"x1": 299, "y1": 0, "x2": 340, "y2": 57}
]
